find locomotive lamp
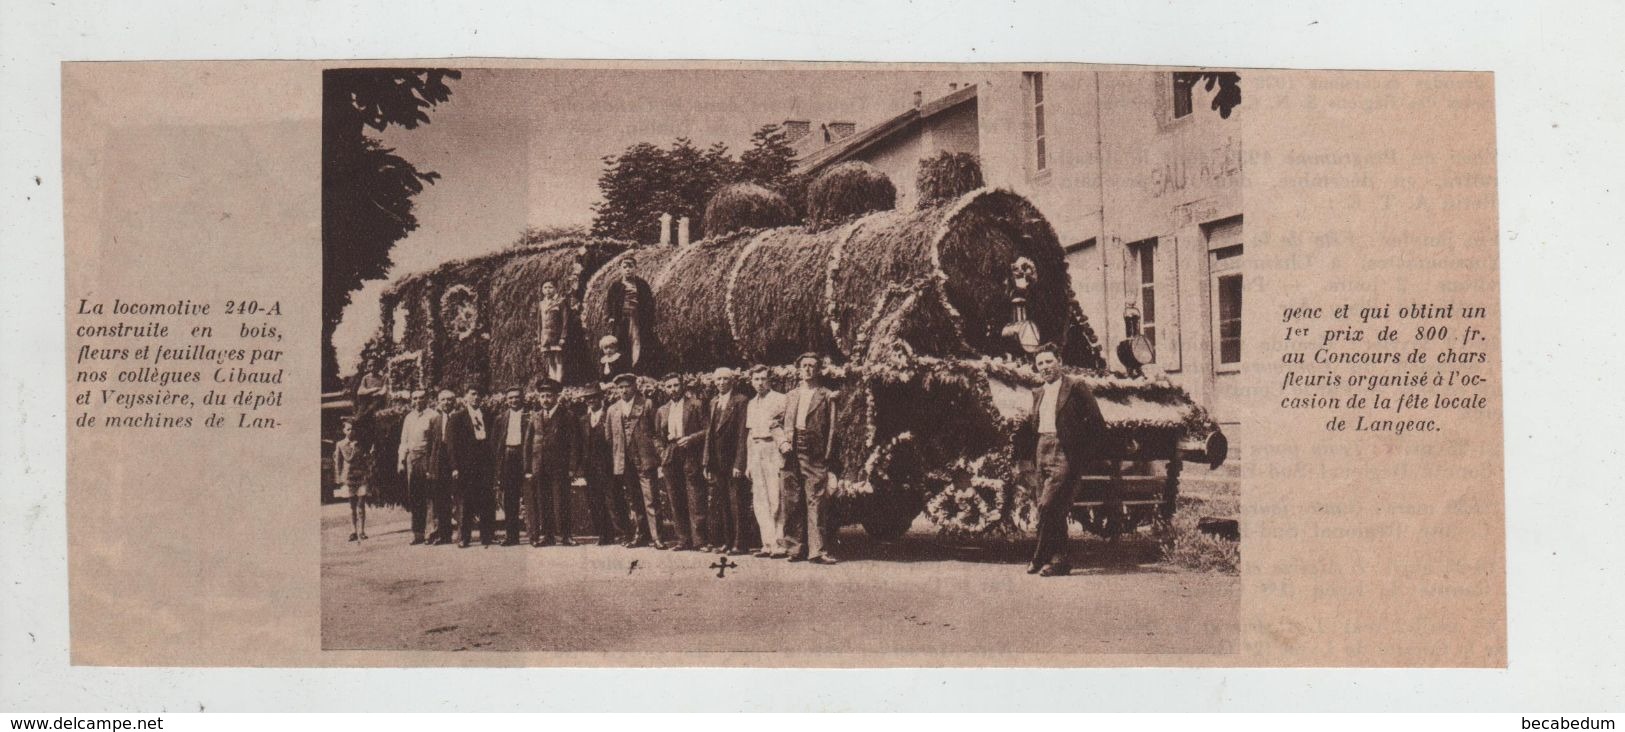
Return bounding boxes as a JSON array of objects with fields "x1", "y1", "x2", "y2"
[{"x1": 1116, "y1": 303, "x2": 1155, "y2": 373}]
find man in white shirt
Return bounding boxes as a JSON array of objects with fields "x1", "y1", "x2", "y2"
[
  {"x1": 489, "y1": 387, "x2": 529, "y2": 546},
  {"x1": 743, "y1": 365, "x2": 789, "y2": 558},
  {"x1": 1019, "y1": 345, "x2": 1106, "y2": 577},
  {"x1": 656, "y1": 374, "x2": 707, "y2": 550},
  {"x1": 396, "y1": 389, "x2": 438, "y2": 545}
]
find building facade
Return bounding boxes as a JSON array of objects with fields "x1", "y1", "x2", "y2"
[{"x1": 795, "y1": 70, "x2": 1246, "y2": 447}]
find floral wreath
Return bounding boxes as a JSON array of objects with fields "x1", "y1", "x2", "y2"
[{"x1": 439, "y1": 284, "x2": 480, "y2": 341}]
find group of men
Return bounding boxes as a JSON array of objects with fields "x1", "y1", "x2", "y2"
[{"x1": 393, "y1": 352, "x2": 843, "y2": 565}]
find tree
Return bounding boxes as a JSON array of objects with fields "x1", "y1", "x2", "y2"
[
  {"x1": 737, "y1": 123, "x2": 797, "y2": 192},
  {"x1": 590, "y1": 139, "x2": 736, "y2": 244},
  {"x1": 589, "y1": 123, "x2": 806, "y2": 245},
  {"x1": 322, "y1": 68, "x2": 460, "y2": 389}
]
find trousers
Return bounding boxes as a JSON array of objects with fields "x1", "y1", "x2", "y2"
[
  {"x1": 497, "y1": 445, "x2": 525, "y2": 540},
  {"x1": 457, "y1": 456, "x2": 494, "y2": 544},
  {"x1": 526, "y1": 468, "x2": 571, "y2": 542},
  {"x1": 664, "y1": 449, "x2": 706, "y2": 547},
  {"x1": 707, "y1": 469, "x2": 746, "y2": 550},
  {"x1": 403, "y1": 449, "x2": 431, "y2": 540},
  {"x1": 780, "y1": 432, "x2": 832, "y2": 559},
  {"x1": 620, "y1": 462, "x2": 664, "y2": 543},
  {"x1": 1032, "y1": 434, "x2": 1078, "y2": 566},
  {"x1": 584, "y1": 468, "x2": 627, "y2": 541},
  {"x1": 746, "y1": 439, "x2": 785, "y2": 552}
]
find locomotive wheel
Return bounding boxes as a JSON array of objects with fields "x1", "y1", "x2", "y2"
[{"x1": 861, "y1": 491, "x2": 924, "y2": 540}]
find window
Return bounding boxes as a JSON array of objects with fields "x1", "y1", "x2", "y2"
[
  {"x1": 1215, "y1": 259, "x2": 1242, "y2": 365},
  {"x1": 1129, "y1": 238, "x2": 1158, "y2": 351},
  {"x1": 1206, "y1": 216, "x2": 1244, "y2": 371},
  {"x1": 1172, "y1": 72, "x2": 1200, "y2": 119},
  {"x1": 1026, "y1": 71, "x2": 1047, "y2": 171}
]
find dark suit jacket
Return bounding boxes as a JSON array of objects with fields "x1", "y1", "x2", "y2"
[
  {"x1": 446, "y1": 406, "x2": 490, "y2": 478},
  {"x1": 526, "y1": 405, "x2": 578, "y2": 477},
  {"x1": 1014, "y1": 374, "x2": 1107, "y2": 468},
  {"x1": 488, "y1": 406, "x2": 531, "y2": 459},
  {"x1": 577, "y1": 405, "x2": 613, "y2": 478},
  {"x1": 654, "y1": 396, "x2": 707, "y2": 466},
  {"x1": 781, "y1": 384, "x2": 838, "y2": 463},
  {"x1": 425, "y1": 411, "x2": 454, "y2": 479},
  {"x1": 702, "y1": 391, "x2": 751, "y2": 475},
  {"x1": 613, "y1": 396, "x2": 662, "y2": 471}
]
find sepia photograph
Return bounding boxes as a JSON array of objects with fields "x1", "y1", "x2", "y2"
[{"x1": 319, "y1": 66, "x2": 1244, "y2": 656}]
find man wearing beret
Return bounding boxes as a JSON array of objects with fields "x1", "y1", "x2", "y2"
[
  {"x1": 525, "y1": 378, "x2": 579, "y2": 547},
  {"x1": 608, "y1": 373, "x2": 668, "y2": 548}
]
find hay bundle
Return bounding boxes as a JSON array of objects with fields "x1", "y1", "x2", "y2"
[
  {"x1": 916, "y1": 151, "x2": 985, "y2": 207},
  {"x1": 580, "y1": 188, "x2": 1070, "y2": 376},
  {"x1": 377, "y1": 236, "x2": 631, "y2": 390},
  {"x1": 806, "y1": 161, "x2": 896, "y2": 229},
  {"x1": 702, "y1": 182, "x2": 794, "y2": 238}
]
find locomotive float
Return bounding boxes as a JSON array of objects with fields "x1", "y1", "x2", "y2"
[{"x1": 346, "y1": 175, "x2": 1226, "y2": 539}]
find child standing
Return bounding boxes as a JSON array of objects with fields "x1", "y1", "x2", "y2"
[{"x1": 333, "y1": 418, "x2": 372, "y2": 541}]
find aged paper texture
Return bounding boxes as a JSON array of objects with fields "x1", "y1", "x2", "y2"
[{"x1": 62, "y1": 60, "x2": 1501, "y2": 667}]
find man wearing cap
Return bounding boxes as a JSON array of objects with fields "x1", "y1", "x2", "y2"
[
  {"x1": 608, "y1": 373, "x2": 667, "y2": 548},
  {"x1": 449, "y1": 385, "x2": 494, "y2": 547},
  {"x1": 428, "y1": 389, "x2": 461, "y2": 545},
  {"x1": 576, "y1": 382, "x2": 627, "y2": 545},
  {"x1": 488, "y1": 387, "x2": 530, "y2": 546},
  {"x1": 525, "y1": 379, "x2": 579, "y2": 547},
  {"x1": 656, "y1": 374, "x2": 707, "y2": 551},
  {"x1": 780, "y1": 353, "x2": 840, "y2": 564},
  {"x1": 397, "y1": 389, "x2": 440, "y2": 545},
  {"x1": 744, "y1": 365, "x2": 789, "y2": 558},
  {"x1": 702, "y1": 367, "x2": 752, "y2": 554}
]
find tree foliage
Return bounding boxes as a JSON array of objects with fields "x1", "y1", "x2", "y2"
[
  {"x1": 322, "y1": 68, "x2": 460, "y2": 389},
  {"x1": 590, "y1": 123, "x2": 804, "y2": 244}
]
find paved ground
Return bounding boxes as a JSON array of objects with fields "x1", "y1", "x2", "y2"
[{"x1": 321, "y1": 503, "x2": 1239, "y2": 655}]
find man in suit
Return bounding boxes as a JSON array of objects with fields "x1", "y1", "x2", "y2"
[
  {"x1": 655, "y1": 374, "x2": 708, "y2": 551},
  {"x1": 1015, "y1": 343, "x2": 1107, "y2": 577},
  {"x1": 576, "y1": 382, "x2": 627, "y2": 546},
  {"x1": 780, "y1": 353, "x2": 840, "y2": 564},
  {"x1": 488, "y1": 387, "x2": 529, "y2": 546},
  {"x1": 427, "y1": 389, "x2": 460, "y2": 545},
  {"x1": 525, "y1": 379, "x2": 579, "y2": 547},
  {"x1": 396, "y1": 389, "x2": 438, "y2": 545},
  {"x1": 702, "y1": 367, "x2": 751, "y2": 555},
  {"x1": 607, "y1": 373, "x2": 667, "y2": 548},
  {"x1": 449, "y1": 386, "x2": 495, "y2": 547}
]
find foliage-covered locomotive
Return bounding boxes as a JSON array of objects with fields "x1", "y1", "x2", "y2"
[{"x1": 357, "y1": 186, "x2": 1225, "y2": 538}]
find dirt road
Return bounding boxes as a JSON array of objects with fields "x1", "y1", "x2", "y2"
[{"x1": 321, "y1": 504, "x2": 1238, "y2": 655}]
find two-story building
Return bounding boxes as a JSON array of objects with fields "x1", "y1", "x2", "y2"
[{"x1": 794, "y1": 69, "x2": 1246, "y2": 451}]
